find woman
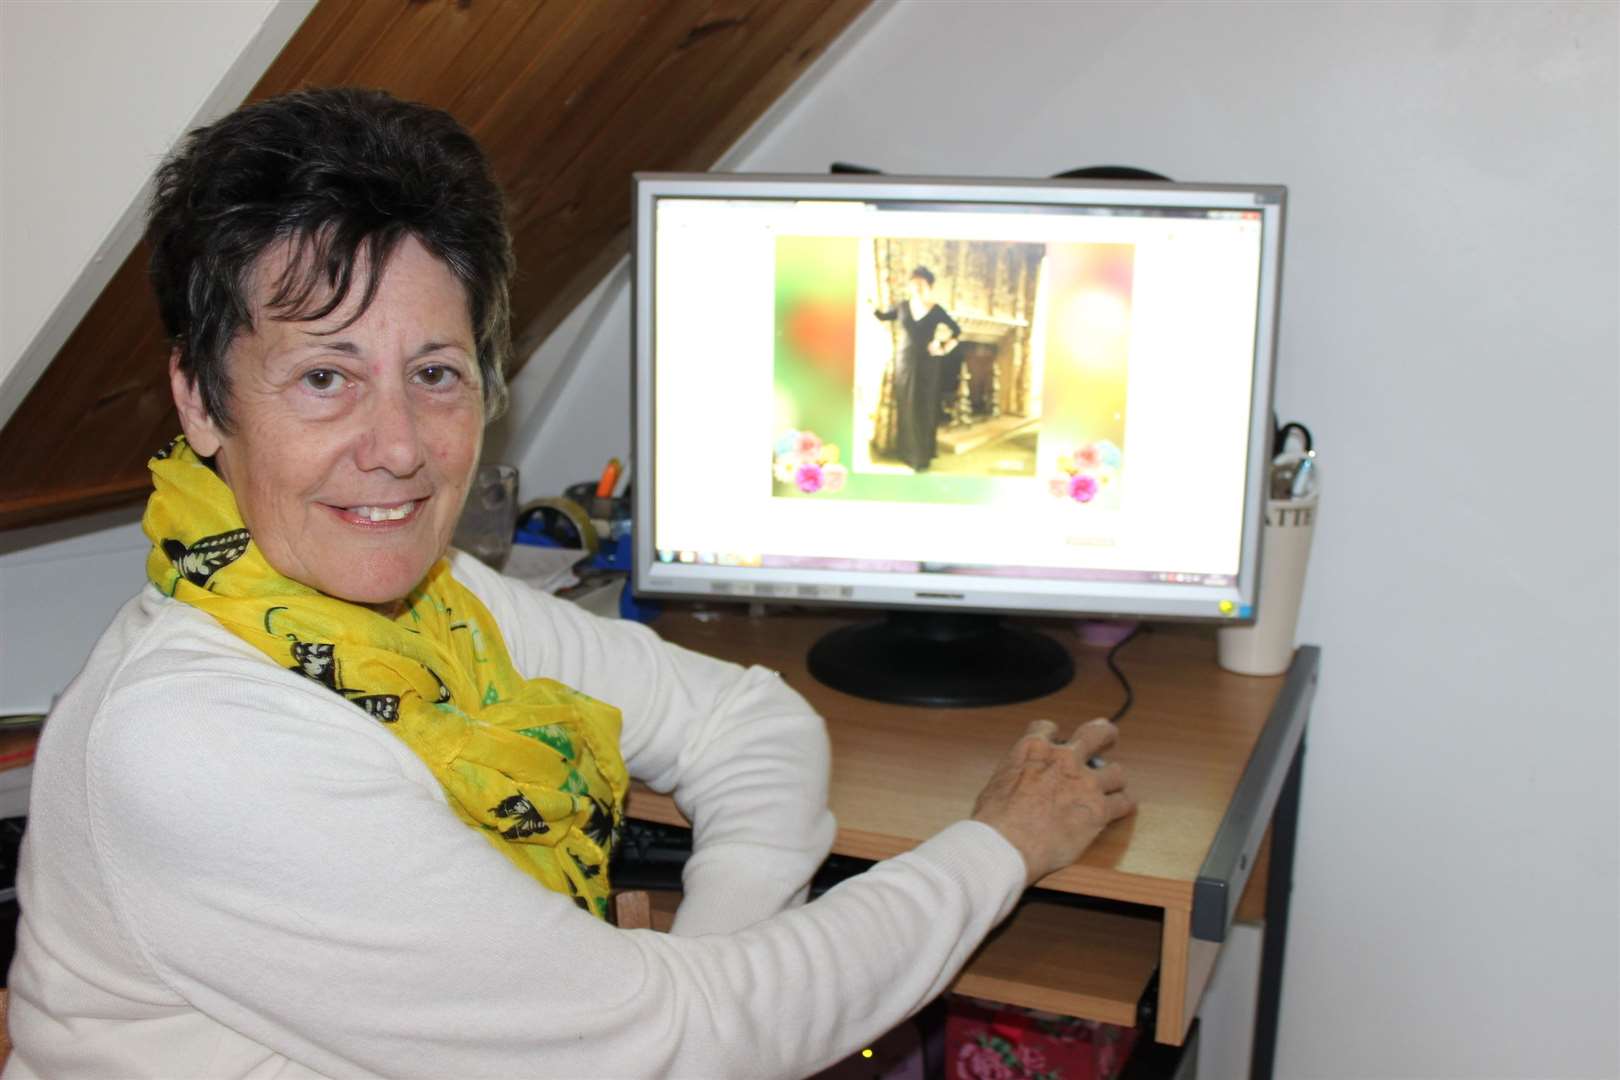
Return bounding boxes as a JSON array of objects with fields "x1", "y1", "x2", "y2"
[
  {"x1": 874, "y1": 267, "x2": 962, "y2": 471},
  {"x1": 5, "y1": 89, "x2": 1132, "y2": 1079}
]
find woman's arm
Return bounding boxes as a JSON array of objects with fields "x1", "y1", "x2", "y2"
[
  {"x1": 86, "y1": 662, "x2": 1025, "y2": 1079},
  {"x1": 453, "y1": 552, "x2": 833, "y2": 936}
]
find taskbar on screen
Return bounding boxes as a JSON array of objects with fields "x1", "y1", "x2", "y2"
[{"x1": 652, "y1": 549, "x2": 1232, "y2": 588}]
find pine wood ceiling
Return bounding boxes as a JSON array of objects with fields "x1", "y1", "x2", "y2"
[{"x1": 0, "y1": 0, "x2": 868, "y2": 530}]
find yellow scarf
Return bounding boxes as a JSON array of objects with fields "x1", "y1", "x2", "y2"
[{"x1": 142, "y1": 437, "x2": 628, "y2": 919}]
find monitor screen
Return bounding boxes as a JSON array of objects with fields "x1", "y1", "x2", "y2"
[{"x1": 632, "y1": 173, "x2": 1283, "y2": 631}]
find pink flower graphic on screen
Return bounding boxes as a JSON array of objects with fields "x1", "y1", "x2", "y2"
[
  {"x1": 774, "y1": 430, "x2": 844, "y2": 495},
  {"x1": 1050, "y1": 438, "x2": 1122, "y2": 503},
  {"x1": 1069, "y1": 473, "x2": 1098, "y2": 502}
]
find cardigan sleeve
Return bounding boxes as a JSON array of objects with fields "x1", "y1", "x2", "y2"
[
  {"x1": 85, "y1": 656, "x2": 1026, "y2": 1079},
  {"x1": 449, "y1": 552, "x2": 838, "y2": 937}
]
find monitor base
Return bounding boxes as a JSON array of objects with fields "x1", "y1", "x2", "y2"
[{"x1": 807, "y1": 611, "x2": 1075, "y2": 708}]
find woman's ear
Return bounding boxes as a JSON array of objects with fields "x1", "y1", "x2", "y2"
[{"x1": 169, "y1": 351, "x2": 223, "y2": 457}]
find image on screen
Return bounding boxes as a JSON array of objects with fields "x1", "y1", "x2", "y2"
[{"x1": 772, "y1": 235, "x2": 1132, "y2": 520}]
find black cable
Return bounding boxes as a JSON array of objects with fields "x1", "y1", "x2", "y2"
[
  {"x1": 1104, "y1": 623, "x2": 1149, "y2": 723},
  {"x1": 1275, "y1": 420, "x2": 1313, "y2": 455}
]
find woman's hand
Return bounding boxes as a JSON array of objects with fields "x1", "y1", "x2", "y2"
[{"x1": 971, "y1": 718, "x2": 1134, "y2": 887}]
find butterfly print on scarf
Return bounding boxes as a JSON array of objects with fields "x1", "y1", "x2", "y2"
[
  {"x1": 287, "y1": 641, "x2": 401, "y2": 723},
  {"x1": 290, "y1": 641, "x2": 340, "y2": 690},
  {"x1": 562, "y1": 874, "x2": 590, "y2": 913},
  {"x1": 162, "y1": 529, "x2": 251, "y2": 588},
  {"x1": 347, "y1": 694, "x2": 401, "y2": 722},
  {"x1": 427, "y1": 667, "x2": 452, "y2": 704},
  {"x1": 491, "y1": 793, "x2": 549, "y2": 839},
  {"x1": 583, "y1": 796, "x2": 617, "y2": 853}
]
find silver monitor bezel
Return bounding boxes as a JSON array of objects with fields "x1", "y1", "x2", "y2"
[{"x1": 630, "y1": 172, "x2": 1285, "y2": 623}]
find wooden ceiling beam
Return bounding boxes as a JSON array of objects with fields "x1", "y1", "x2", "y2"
[{"x1": 0, "y1": 0, "x2": 870, "y2": 530}]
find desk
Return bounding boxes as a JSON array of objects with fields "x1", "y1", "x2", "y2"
[{"x1": 625, "y1": 608, "x2": 1317, "y2": 1076}]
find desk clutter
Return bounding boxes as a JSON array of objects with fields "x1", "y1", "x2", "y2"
[
  {"x1": 946, "y1": 996, "x2": 1138, "y2": 1080},
  {"x1": 449, "y1": 460, "x2": 660, "y2": 622},
  {"x1": 802, "y1": 997, "x2": 1141, "y2": 1080},
  {"x1": 1217, "y1": 418, "x2": 1321, "y2": 676}
]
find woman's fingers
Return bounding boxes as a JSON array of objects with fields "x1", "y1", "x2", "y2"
[
  {"x1": 1103, "y1": 791, "x2": 1136, "y2": 822},
  {"x1": 1064, "y1": 718, "x2": 1118, "y2": 758},
  {"x1": 1023, "y1": 718, "x2": 1060, "y2": 742}
]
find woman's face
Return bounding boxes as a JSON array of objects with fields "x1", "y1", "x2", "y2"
[
  {"x1": 172, "y1": 235, "x2": 485, "y2": 612},
  {"x1": 908, "y1": 276, "x2": 932, "y2": 302}
]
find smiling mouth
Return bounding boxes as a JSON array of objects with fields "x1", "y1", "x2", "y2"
[{"x1": 330, "y1": 500, "x2": 424, "y2": 525}]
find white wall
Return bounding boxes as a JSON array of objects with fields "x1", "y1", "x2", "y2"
[
  {"x1": 517, "y1": 2, "x2": 1620, "y2": 1077},
  {"x1": 0, "y1": 0, "x2": 311, "y2": 711},
  {"x1": 0, "y1": 507, "x2": 147, "y2": 714},
  {"x1": 0, "y1": 0, "x2": 311, "y2": 426}
]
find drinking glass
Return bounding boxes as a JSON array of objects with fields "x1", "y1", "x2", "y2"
[{"x1": 453, "y1": 463, "x2": 519, "y2": 569}]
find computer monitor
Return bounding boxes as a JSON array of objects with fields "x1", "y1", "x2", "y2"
[{"x1": 631, "y1": 173, "x2": 1285, "y2": 706}]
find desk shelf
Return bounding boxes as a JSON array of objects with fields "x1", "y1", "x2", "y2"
[
  {"x1": 626, "y1": 775, "x2": 1179, "y2": 1039},
  {"x1": 953, "y1": 899, "x2": 1160, "y2": 1028},
  {"x1": 623, "y1": 882, "x2": 1160, "y2": 1032}
]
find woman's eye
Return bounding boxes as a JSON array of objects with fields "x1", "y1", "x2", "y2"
[
  {"x1": 415, "y1": 364, "x2": 461, "y2": 388},
  {"x1": 302, "y1": 369, "x2": 344, "y2": 394}
]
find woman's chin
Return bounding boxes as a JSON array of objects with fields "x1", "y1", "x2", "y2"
[{"x1": 315, "y1": 555, "x2": 444, "y2": 615}]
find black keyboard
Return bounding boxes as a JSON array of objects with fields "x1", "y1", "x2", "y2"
[
  {"x1": 0, "y1": 816, "x2": 24, "y2": 903},
  {"x1": 614, "y1": 819, "x2": 875, "y2": 897}
]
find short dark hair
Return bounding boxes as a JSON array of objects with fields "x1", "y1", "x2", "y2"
[
  {"x1": 146, "y1": 87, "x2": 514, "y2": 429},
  {"x1": 910, "y1": 266, "x2": 935, "y2": 286}
]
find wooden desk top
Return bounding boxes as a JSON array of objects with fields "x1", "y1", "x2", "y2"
[{"x1": 631, "y1": 607, "x2": 1288, "y2": 911}]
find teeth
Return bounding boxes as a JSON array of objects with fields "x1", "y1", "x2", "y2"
[{"x1": 349, "y1": 502, "x2": 416, "y2": 522}]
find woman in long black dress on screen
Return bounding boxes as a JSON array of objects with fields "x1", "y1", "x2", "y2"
[{"x1": 875, "y1": 266, "x2": 962, "y2": 471}]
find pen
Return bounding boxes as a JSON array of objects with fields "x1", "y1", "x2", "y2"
[
  {"x1": 1291, "y1": 453, "x2": 1316, "y2": 499},
  {"x1": 595, "y1": 457, "x2": 622, "y2": 498}
]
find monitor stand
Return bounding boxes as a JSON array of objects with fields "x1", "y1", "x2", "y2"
[{"x1": 807, "y1": 610, "x2": 1074, "y2": 707}]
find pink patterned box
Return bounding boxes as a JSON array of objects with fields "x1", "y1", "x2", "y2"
[{"x1": 944, "y1": 995, "x2": 1139, "y2": 1080}]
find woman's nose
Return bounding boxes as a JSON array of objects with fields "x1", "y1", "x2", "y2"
[{"x1": 356, "y1": 385, "x2": 426, "y2": 477}]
